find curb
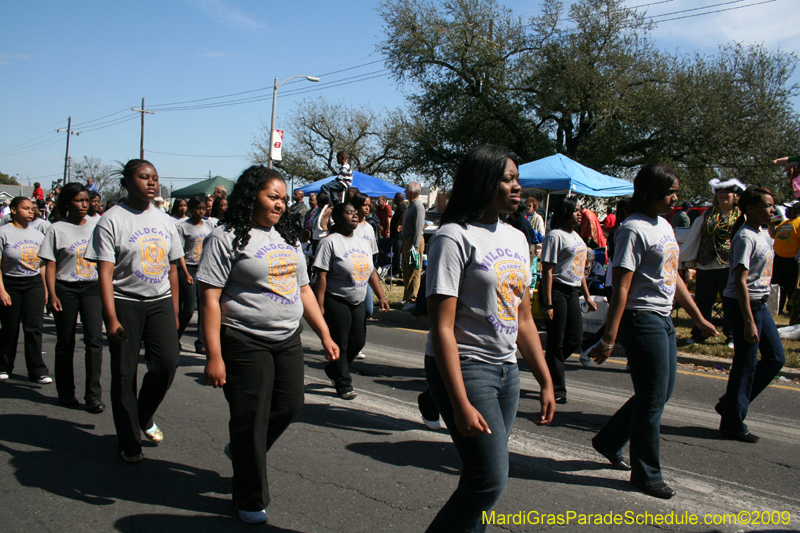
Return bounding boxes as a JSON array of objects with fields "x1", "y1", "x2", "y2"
[{"x1": 372, "y1": 310, "x2": 800, "y2": 382}]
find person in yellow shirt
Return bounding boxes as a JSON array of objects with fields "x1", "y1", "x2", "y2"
[{"x1": 771, "y1": 202, "x2": 800, "y2": 314}]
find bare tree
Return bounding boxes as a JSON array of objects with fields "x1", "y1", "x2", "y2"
[{"x1": 71, "y1": 156, "x2": 119, "y2": 197}]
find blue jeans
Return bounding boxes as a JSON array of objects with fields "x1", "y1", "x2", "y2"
[
  {"x1": 719, "y1": 297, "x2": 785, "y2": 435},
  {"x1": 425, "y1": 355, "x2": 520, "y2": 533},
  {"x1": 592, "y1": 311, "x2": 676, "y2": 487},
  {"x1": 364, "y1": 284, "x2": 374, "y2": 319}
]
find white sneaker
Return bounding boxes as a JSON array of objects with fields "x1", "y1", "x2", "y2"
[
  {"x1": 355, "y1": 352, "x2": 366, "y2": 360},
  {"x1": 402, "y1": 302, "x2": 416, "y2": 312},
  {"x1": 237, "y1": 509, "x2": 268, "y2": 524},
  {"x1": 726, "y1": 341, "x2": 734, "y2": 349},
  {"x1": 421, "y1": 416, "x2": 441, "y2": 430},
  {"x1": 579, "y1": 344, "x2": 595, "y2": 368},
  {"x1": 35, "y1": 376, "x2": 52, "y2": 384},
  {"x1": 0, "y1": 372, "x2": 8, "y2": 380}
]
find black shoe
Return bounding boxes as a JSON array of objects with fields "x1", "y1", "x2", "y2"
[
  {"x1": 720, "y1": 431, "x2": 759, "y2": 443},
  {"x1": 58, "y1": 396, "x2": 80, "y2": 407},
  {"x1": 714, "y1": 402, "x2": 723, "y2": 416},
  {"x1": 555, "y1": 397, "x2": 568, "y2": 405},
  {"x1": 592, "y1": 441, "x2": 632, "y2": 471},
  {"x1": 86, "y1": 399, "x2": 106, "y2": 414},
  {"x1": 632, "y1": 481, "x2": 676, "y2": 499}
]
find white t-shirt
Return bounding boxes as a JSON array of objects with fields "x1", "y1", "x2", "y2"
[
  {"x1": 723, "y1": 224, "x2": 774, "y2": 300},
  {"x1": 612, "y1": 212, "x2": 679, "y2": 316},
  {"x1": 540, "y1": 229, "x2": 587, "y2": 287},
  {"x1": 424, "y1": 220, "x2": 530, "y2": 365}
]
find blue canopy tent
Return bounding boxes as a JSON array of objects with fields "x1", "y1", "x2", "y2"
[
  {"x1": 296, "y1": 171, "x2": 405, "y2": 198},
  {"x1": 518, "y1": 154, "x2": 633, "y2": 216}
]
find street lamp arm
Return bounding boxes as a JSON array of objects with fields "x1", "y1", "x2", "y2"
[{"x1": 275, "y1": 75, "x2": 320, "y2": 90}]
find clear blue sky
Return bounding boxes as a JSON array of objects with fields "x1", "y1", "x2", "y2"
[{"x1": 1, "y1": 0, "x2": 798, "y2": 193}]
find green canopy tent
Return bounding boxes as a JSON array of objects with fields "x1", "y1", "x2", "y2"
[{"x1": 171, "y1": 176, "x2": 236, "y2": 199}]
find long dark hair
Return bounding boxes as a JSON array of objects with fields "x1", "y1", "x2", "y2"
[
  {"x1": 441, "y1": 145, "x2": 520, "y2": 225},
  {"x1": 625, "y1": 164, "x2": 678, "y2": 217},
  {"x1": 55, "y1": 182, "x2": 87, "y2": 220},
  {"x1": 732, "y1": 187, "x2": 773, "y2": 233},
  {"x1": 210, "y1": 196, "x2": 227, "y2": 219},
  {"x1": 223, "y1": 165, "x2": 298, "y2": 251},
  {"x1": 550, "y1": 197, "x2": 579, "y2": 230},
  {"x1": 187, "y1": 195, "x2": 205, "y2": 211},
  {"x1": 170, "y1": 198, "x2": 187, "y2": 217}
]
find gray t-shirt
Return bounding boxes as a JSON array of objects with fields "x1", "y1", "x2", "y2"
[
  {"x1": 354, "y1": 220, "x2": 378, "y2": 255},
  {"x1": 39, "y1": 219, "x2": 98, "y2": 282},
  {"x1": 30, "y1": 217, "x2": 51, "y2": 235},
  {"x1": 0, "y1": 224, "x2": 44, "y2": 277},
  {"x1": 313, "y1": 232, "x2": 374, "y2": 305},
  {"x1": 85, "y1": 202, "x2": 182, "y2": 300},
  {"x1": 402, "y1": 199, "x2": 425, "y2": 247},
  {"x1": 424, "y1": 221, "x2": 531, "y2": 365},
  {"x1": 612, "y1": 213, "x2": 680, "y2": 316},
  {"x1": 177, "y1": 220, "x2": 215, "y2": 266},
  {"x1": 541, "y1": 229, "x2": 588, "y2": 287},
  {"x1": 197, "y1": 225, "x2": 309, "y2": 341},
  {"x1": 723, "y1": 225, "x2": 774, "y2": 300}
]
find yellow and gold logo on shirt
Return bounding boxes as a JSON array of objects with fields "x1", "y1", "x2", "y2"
[
  {"x1": 268, "y1": 251, "x2": 297, "y2": 295},
  {"x1": 140, "y1": 236, "x2": 167, "y2": 276},
  {"x1": 351, "y1": 252, "x2": 370, "y2": 283},
  {"x1": 19, "y1": 243, "x2": 40, "y2": 271},
  {"x1": 75, "y1": 245, "x2": 96, "y2": 279},
  {"x1": 496, "y1": 260, "x2": 526, "y2": 321},
  {"x1": 193, "y1": 238, "x2": 204, "y2": 263}
]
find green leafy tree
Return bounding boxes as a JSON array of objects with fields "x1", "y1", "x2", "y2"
[
  {"x1": 0, "y1": 172, "x2": 20, "y2": 185},
  {"x1": 251, "y1": 97, "x2": 411, "y2": 185},
  {"x1": 379, "y1": 0, "x2": 800, "y2": 196}
]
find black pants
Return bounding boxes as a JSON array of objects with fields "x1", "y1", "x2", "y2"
[
  {"x1": 222, "y1": 326, "x2": 305, "y2": 512},
  {"x1": 544, "y1": 282, "x2": 583, "y2": 399},
  {"x1": 771, "y1": 254, "x2": 797, "y2": 315},
  {"x1": 177, "y1": 264, "x2": 198, "y2": 339},
  {"x1": 53, "y1": 280, "x2": 103, "y2": 402},
  {"x1": 323, "y1": 294, "x2": 366, "y2": 393},
  {"x1": 691, "y1": 268, "x2": 734, "y2": 342},
  {"x1": 0, "y1": 275, "x2": 46, "y2": 378},
  {"x1": 108, "y1": 296, "x2": 179, "y2": 456},
  {"x1": 391, "y1": 237, "x2": 403, "y2": 276}
]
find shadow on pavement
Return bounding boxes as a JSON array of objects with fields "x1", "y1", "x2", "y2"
[
  {"x1": 115, "y1": 513, "x2": 306, "y2": 533},
  {"x1": 0, "y1": 412, "x2": 230, "y2": 517},
  {"x1": 297, "y1": 399, "x2": 419, "y2": 436}
]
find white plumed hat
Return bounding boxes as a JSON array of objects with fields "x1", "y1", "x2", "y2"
[{"x1": 708, "y1": 178, "x2": 746, "y2": 194}]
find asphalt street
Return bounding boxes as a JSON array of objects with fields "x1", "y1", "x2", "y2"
[{"x1": 0, "y1": 313, "x2": 798, "y2": 532}]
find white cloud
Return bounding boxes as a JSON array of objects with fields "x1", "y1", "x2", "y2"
[
  {"x1": 186, "y1": 0, "x2": 260, "y2": 31},
  {"x1": 632, "y1": 0, "x2": 800, "y2": 54},
  {"x1": 0, "y1": 53, "x2": 29, "y2": 67}
]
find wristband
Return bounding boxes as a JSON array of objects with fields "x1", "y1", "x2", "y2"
[
  {"x1": 542, "y1": 304, "x2": 554, "y2": 310},
  {"x1": 600, "y1": 339, "x2": 615, "y2": 349}
]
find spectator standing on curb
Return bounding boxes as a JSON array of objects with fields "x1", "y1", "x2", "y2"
[
  {"x1": 286, "y1": 189, "x2": 308, "y2": 233},
  {"x1": 671, "y1": 201, "x2": 692, "y2": 228},
  {"x1": 375, "y1": 195, "x2": 393, "y2": 239},
  {"x1": 401, "y1": 182, "x2": 425, "y2": 310},
  {"x1": 390, "y1": 192, "x2": 406, "y2": 277}
]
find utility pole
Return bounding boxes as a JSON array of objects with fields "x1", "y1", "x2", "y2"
[
  {"x1": 56, "y1": 117, "x2": 80, "y2": 184},
  {"x1": 131, "y1": 98, "x2": 154, "y2": 159},
  {"x1": 208, "y1": 171, "x2": 212, "y2": 179}
]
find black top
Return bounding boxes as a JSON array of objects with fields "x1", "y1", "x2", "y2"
[{"x1": 390, "y1": 203, "x2": 407, "y2": 239}]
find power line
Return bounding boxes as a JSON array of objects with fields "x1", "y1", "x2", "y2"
[
  {"x1": 72, "y1": 108, "x2": 130, "y2": 128},
  {"x1": 647, "y1": 0, "x2": 747, "y2": 19},
  {"x1": 148, "y1": 150, "x2": 247, "y2": 158},
  {"x1": 654, "y1": 0, "x2": 777, "y2": 22},
  {"x1": 0, "y1": 121, "x2": 65, "y2": 137}
]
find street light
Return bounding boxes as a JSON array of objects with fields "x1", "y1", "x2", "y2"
[{"x1": 269, "y1": 75, "x2": 320, "y2": 169}]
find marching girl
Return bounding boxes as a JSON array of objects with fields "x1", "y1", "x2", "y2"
[
  {"x1": 0, "y1": 197, "x2": 50, "y2": 384},
  {"x1": 540, "y1": 196, "x2": 596, "y2": 404},
  {"x1": 176, "y1": 196, "x2": 213, "y2": 350},
  {"x1": 40, "y1": 183, "x2": 105, "y2": 412},
  {"x1": 170, "y1": 198, "x2": 188, "y2": 225},
  {"x1": 199, "y1": 165, "x2": 338, "y2": 524},
  {"x1": 424, "y1": 145, "x2": 555, "y2": 532},
  {"x1": 718, "y1": 187, "x2": 785, "y2": 443},
  {"x1": 207, "y1": 196, "x2": 228, "y2": 227},
  {"x1": 590, "y1": 164, "x2": 717, "y2": 499},
  {"x1": 85, "y1": 159, "x2": 183, "y2": 463},
  {"x1": 313, "y1": 202, "x2": 390, "y2": 400}
]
